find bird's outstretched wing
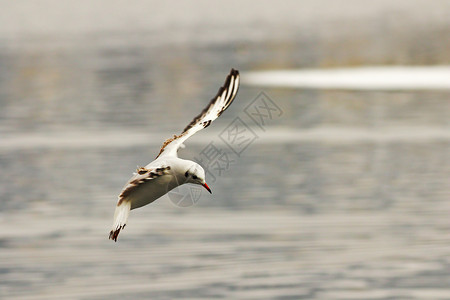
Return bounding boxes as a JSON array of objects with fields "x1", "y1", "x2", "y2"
[
  {"x1": 117, "y1": 166, "x2": 172, "y2": 204},
  {"x1": 156, "y1": 68, "x2": 240, "y2": 159},
  {"x1": 109, "y1": 165, "x2": 171, "y2": 242}
]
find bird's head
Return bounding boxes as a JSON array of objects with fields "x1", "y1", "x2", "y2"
[{"x1": 184, "y1": 163, "x2": 211, "y2": 194}]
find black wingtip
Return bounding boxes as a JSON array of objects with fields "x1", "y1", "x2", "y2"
[
  {"x1": 109, "y1": 224, "x2": 125, "y2": 242},
  {"x1": 230, "y1": 68, "x2": 239, "y2": 76},
  {"x1": 181, "y1": 68, "x2": 240, "y2": 133}
]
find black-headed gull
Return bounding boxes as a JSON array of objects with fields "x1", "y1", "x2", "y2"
[{"x1": 109, "y1": 69, "x2": 240, "y2": 241}]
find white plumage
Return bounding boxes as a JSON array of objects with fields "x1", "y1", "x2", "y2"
[{"x1": 109, "y1": 69, "x2": 240, "y2": 241}]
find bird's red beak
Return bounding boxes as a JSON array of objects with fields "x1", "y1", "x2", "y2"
[{"x1": 202, "y1": 183, "x2": 212, "y2": 194}]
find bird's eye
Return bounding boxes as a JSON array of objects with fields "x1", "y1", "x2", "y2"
[
  {"x1": 192, "y1": 175, "x2": 198, "y2": 180},
  {"x1": 185, "y1": 171, "x2": 189, "y2": 177}
]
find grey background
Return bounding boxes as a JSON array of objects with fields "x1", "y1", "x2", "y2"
[{"x1": 0, "y1": 1, "x2": 449, "y2": 299}]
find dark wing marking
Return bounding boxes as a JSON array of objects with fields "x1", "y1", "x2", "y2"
[
  {"x1": 109, "y1": 224, "x2": 125, "y2": 242},
  {"x1": 117, "y1": 166, "x2": 171, "y2": 205},
  {"x1": 182, "y1": 68, "x2": 239, "y2": 133},
  {"x1": 155, "y1": 134, "x2": 182, "y2": 159},
  {"x1": 156, "y1": 68, "x2": 239, "y2": 159}
]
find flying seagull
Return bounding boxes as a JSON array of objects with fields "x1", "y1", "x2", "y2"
[{"x1": 109, "y1": 69, "x2": 240, "y2": 241}]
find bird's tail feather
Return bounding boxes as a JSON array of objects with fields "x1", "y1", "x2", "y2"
[{"x1": 109, "y1": 200, "x2": 131, "y2": 242}]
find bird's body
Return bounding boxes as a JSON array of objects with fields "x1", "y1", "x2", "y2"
[
  {"x1": 124, "y1": 157, "x2": 195, "y2": 210},
  {"x1": 109, "y1": 69, "x2": 240, "y2": 241}
]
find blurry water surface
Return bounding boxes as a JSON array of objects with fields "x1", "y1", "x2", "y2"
[{"x1": 0, "y1": 1, "x2": 449, "y2": 299}]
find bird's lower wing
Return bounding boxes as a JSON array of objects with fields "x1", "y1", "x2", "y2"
[{"x1": 109, "y1": 166, "x2": 171, "y2": 242}]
